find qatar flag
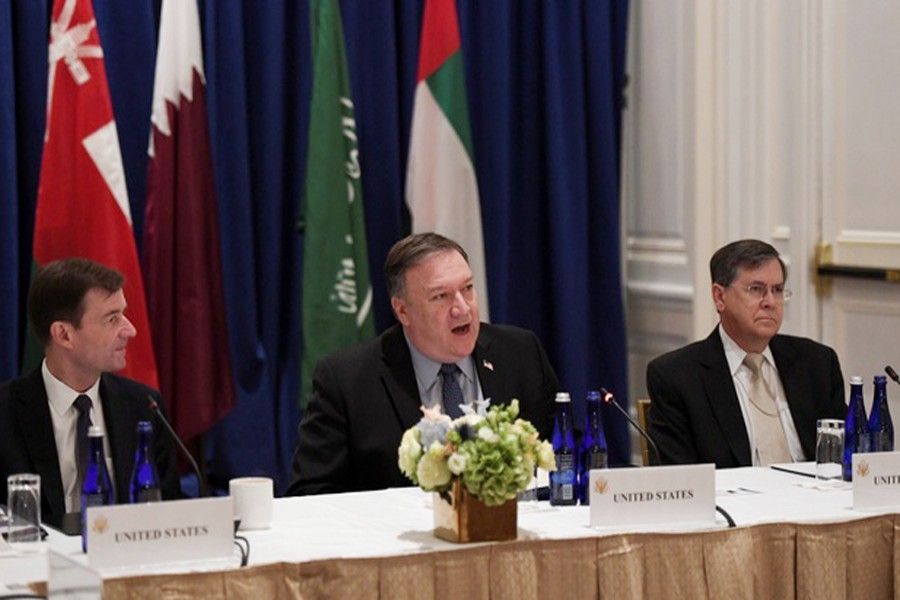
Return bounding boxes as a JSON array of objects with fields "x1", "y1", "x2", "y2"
[
  {"x1": 143, "y1": 0, "x2": 235, "y2": 442},
  {"x1": 34, "y1": 0, "x2": 158, "y2": 388}
]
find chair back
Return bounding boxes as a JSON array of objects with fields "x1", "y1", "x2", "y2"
[{"x1": 637, "y1": 398, "x2": 652, "y2": 466}]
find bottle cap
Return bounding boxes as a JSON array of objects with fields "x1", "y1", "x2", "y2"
[
  {"x1": 586, "y1": 390, "x2": 600, "y2": 402},
  {"x1": 875, "y1": 375, "x2": 887, "y2": 384},
  {"x1": 554, "y1": 392, "x2": 571, "y2": 403},
  {"x1": 850, "y1": 376, "x2": 863, "y2": 385},
  {"x1": 88, "y1": 425, "x2": 105, "y2": 437}
]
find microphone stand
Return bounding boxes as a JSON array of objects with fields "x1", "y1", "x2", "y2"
[
  {"x1": 600, "y1": 387, "x2": 661, "y2": 466},
  {"x1": 599, "y1": 388, "x2": 736, "y2": 528},
  {"x1": 148, "y1": 396, "x2": 208, "y2": 497}
]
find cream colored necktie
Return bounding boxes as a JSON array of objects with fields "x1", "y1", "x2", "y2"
[{"x1": 743, "y1": 353, "x2": 791, "y2": 465}]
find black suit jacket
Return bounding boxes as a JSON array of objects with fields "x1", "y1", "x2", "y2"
[
  {"x1": 286, "y1": 323, "x2": 560, "y2": 495},
  {"x1": 0, "y1": 368, "x2": 181, "y2": 528},
  {"x1": 646, "y1": 329, "x2": 846, "y2": 468}
]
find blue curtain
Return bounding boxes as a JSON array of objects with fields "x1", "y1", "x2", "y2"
[
  {"x1": 0, "y1": 0, "x2": 630, "y2": 492},
  {"x1": 0, "y1": 2, "x2": 19, "y2": 383}
]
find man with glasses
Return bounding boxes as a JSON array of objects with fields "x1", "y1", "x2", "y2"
[{"x1": 646, "y1": 239, "x2": 846, "y2": 467}]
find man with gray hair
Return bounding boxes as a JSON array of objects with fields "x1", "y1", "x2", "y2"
[
  {"x1": 287, "y1": 232, "x2": 559, "y2": 495},
  {"x1": 647, "y1": 239, "x2": 846, "y2": 467}
]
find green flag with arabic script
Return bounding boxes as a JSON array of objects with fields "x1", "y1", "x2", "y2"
[{"x1": 298, "y1": 0, "x2": 375, "y2": 410}]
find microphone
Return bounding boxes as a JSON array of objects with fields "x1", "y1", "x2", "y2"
[
  {"x1": 599, "y1": 388, "x2": 736, "y2": 528},
  {"x1": 148, "y1": 395, "x2": 208, "y2": 497},
  {"x1": 600, "y1": 387, "x2": 661, "y2": 466},
  {"x1": 885, "y1": 366, "x2": 900, "y2": 386}
]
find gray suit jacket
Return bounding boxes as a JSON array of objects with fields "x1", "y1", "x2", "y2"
[
  {"x1": 646, "y1": 329, "x2": 846, "y2": 467},
  {"x1": 286, "y1": 323, "x2": 560, "y2": 495}
]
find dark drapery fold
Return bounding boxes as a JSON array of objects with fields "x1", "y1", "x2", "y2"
[{"x1": 0, "y1": 0, "x2": 630, "y2": 489}]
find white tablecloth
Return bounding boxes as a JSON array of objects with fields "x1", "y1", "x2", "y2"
[{"x1": 0, "y1": 465, "x2": 888, "y2": 595}]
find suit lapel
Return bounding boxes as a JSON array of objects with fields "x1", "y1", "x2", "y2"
[
  {"x1": 473, "y1": 328, "x2": 501, "y2": 404},
  {"x1": 380, "y1": 326, "x2": 425, "y2": 430},
  {"x1": 699, "y1": 331, "x2": 752, "y2": 465},
  {"x1": 770, "y1": 336, "x2": 814, "y2": 455},
  {"x1": 14, "y1": 368, "x2": 66, "y2": 520},
  {"x1": 100, "y1": 375, "x2": 136, "y2": 504}
]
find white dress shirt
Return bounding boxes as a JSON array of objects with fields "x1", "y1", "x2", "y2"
[{"x1": 42, "y1": 360, "x2": 115, "y2": 512}]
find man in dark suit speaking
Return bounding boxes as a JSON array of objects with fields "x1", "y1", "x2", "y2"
[
  {"x1": 646, "y1": 239, "x2": 846, "y2": 468},
  {"x1": 0, "y1": 258, "x2": 180, "y2": 528},
  {"x1": 287, "y1": 233, "x2": 560, "y2": 495}
]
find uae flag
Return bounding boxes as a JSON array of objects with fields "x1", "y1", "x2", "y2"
[
  {"x1": 33, "y1": 0, "x2": 158, "y2": 388},
  {"x1": 143, "y1": 0, "x2": 235, "y2": 442},
  {"x1": 406, "y1": 0, "x2": 490, "y2": 320},
  {"x1": 298, "y1": 0, "x2": 375, "y2": 410}
]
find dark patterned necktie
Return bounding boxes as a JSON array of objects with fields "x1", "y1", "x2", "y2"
[
  {"x1": 73, "y1": 394, "x2": 93, "y2": 501},
  {"x1": 440, "y1": 363, "x2": 465, "y2": 419}
]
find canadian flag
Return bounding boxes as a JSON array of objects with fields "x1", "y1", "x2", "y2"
[
  {"x1": 143, "y1": 0, "x2": 235, "y2": 442},
  {"x1": 34, "y1": 0, "x2": 158, "y2": 388}
]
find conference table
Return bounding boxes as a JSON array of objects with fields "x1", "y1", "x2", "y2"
[{"x1": 2, "y1": 466, "x2": 899, "y2": 599}]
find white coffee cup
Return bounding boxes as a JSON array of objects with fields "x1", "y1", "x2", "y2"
[{"x1": 229, "y1": 477, "x2": 274, "y2": 531}]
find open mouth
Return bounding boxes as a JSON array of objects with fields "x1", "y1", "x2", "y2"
[{"x1": 451, "y1": 324, "x2": 471, "y2": 335}]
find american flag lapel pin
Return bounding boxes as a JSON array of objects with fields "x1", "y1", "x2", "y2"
[{"x1": 482, "y1": 359, "x2": 494, "y2": 372}]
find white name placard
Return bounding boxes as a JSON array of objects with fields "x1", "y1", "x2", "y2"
[
  {"x1": 852, "y1": 451, "x2": 900, "y2": 510},
  {"x1": 86, "y1": 497, "x2": 234, "y2": 569},
  {"x1": 589, "y1": 464, "x2": 716, "y2": 527}
]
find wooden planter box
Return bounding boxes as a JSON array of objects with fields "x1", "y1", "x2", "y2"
[{"x1": 433, "y1": 480, "x2": 517, "y2": 543}]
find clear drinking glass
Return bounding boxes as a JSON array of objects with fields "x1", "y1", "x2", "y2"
[
  {"x1": 7, "y1": 473, "x2": 42, "y2": 549},
  {"x1": 816, "y1": 419, "x2": 845, "y2": 480}
]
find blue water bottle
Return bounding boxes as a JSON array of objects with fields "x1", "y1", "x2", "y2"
[
  {"x1": 843, "y1": 376, "x2": 870, "y2": 481},
  {"x1": 550, "y1": 392, "x2": 577, "y2": 506},
  {"x1": 868, "y1": 375, "x2": 894, "y2": 452},
  {"x1": 578, "y1": 391, "x2": 608, "y2": 505},
  {"x1": 82, "y1": 426, "x2": 114, "y2": 552},
  {"x1": 130, "y1": 421, "x2": 162, "y2": 503}
]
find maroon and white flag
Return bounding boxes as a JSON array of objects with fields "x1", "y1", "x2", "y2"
[{"x1": 143, "y1": 0, "x2": 235, "y2": 443}]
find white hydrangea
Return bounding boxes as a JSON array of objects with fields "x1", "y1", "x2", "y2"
[
  {"x1": 536, "y1": 440, "x2": 556, "y2": 471},
  {"x1": 397, "y1": 428, "x2": 422, "y2": 477},
  {"x1": 416, "y1": 452, "x2": 452, "y2": 490},
  {"x1": 447, "y1": 452, "x2": 467, "y2": 475},
  {"x1": 478, "y1": 426, "x2": 499, "y2": 443}
]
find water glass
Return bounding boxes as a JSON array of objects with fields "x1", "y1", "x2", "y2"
[
  {"x1": 7, "y1": 473, "x2": 42, "y2": 549},
  {"x1": 816, "y1": 419, "x2": 844, "y2": 480}
]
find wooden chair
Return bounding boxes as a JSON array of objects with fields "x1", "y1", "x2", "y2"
[{"x1": 637, "y1": 398, "x2": 652, "y2": 466}]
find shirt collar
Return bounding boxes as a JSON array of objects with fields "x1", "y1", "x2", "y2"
[
  {"x1": 42, "y1": 359, "x2": 101, "y2": 417},
  {"x1": 403, "y1": 330, "x2": 477, "y2": 389},
  {"x1": 718, "y1": 324, "x2": 777, "y2": 376}
]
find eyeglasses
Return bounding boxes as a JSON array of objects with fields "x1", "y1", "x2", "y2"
[{"x1": 734, "y1": 284, "x2": 792, "y2": 302}]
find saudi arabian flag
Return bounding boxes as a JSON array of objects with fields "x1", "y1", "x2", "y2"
[
  {"x1": 406, "y1": 0, "x2": 490, "y2": 321},
  {"x1": 298, "y1": 0, "x2": 375, "y2": 410}
]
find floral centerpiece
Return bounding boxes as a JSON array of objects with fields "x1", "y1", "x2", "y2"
[{"x1": 398, "y1": 399, "x2": 555, "y2": 542}]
